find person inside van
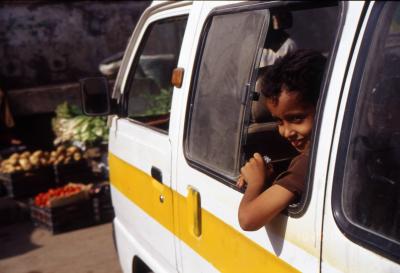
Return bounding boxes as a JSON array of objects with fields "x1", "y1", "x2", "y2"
[
  {"x1": 237, "y1": 49, "x2": 326, "y2": 231},
  {"x1": 260, "y1": 11, "x2": 297, "y2": 67}
]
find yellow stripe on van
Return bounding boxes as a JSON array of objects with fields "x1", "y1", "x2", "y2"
[{"x1": 109, "y1": 153, "x2": 299, "y2": 273}]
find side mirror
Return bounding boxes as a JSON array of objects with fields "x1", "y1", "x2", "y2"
[{"x1": 80, "y1": 77, "x2": 116, "y2": 116}]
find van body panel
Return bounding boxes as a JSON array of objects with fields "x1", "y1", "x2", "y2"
[
  {"x1": 110, "y1": 152, "x2": 301, "y2": 273},
  {"x1": 112, "y1": 192, "x2": 178, "y2": 273},
  {"x1": 108, "y1": 119, "x2": 176, "y2": 271}
]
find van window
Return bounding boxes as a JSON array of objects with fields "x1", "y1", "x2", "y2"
[
  {"x1": 186, "y1": 3, "x2": 339, "y2": 190},
  {"x1": 124, "y1": 16, "x2": 187, "y2": 132},
  {"x1": 245, "y1": 4, "x2": 339, "y2": 183},
  {"x1": 333, "y1": 1, "x2": 400, "y2": 260},
  {"x1": 185, "y1": 9, "x2": 267, "y2": 181}
]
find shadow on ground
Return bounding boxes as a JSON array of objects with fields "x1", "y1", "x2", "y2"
[
  {"x1": 0, "y1": 221, "x2": 40, "y2": 259},
  {"x1": 0, "y1": 196, "x2": 40, "y2": 260}
]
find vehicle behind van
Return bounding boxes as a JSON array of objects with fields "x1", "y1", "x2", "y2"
[{"x1": 81, "y1": 1, "x2": 400, "y2": 272}]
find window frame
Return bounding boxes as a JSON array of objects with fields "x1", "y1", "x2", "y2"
[
  {"x1": 183, "y1": 2, "x2": 271, "y2": 189},
  {"x1": 183, "y1": 1, "x2": 344, "y2": 220},
  {"x1": 331, "y1": 1, "x2": 400, "y2": 262},
  {"x1": 120, "y1": 14, "x2": 188, "y2": 135}
]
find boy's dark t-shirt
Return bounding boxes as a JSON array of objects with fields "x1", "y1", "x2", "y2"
[{"x1": 273, "y1": 149, "x2": 310, "y2": 200}]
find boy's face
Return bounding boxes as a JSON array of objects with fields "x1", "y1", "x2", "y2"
[{"x1": 265, "y1": 89, "x2": 315, "y2": 152}]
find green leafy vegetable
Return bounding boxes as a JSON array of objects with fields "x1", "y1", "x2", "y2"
[{"x1": 52, "y1": 102, "x2": 108, "y2": 146}]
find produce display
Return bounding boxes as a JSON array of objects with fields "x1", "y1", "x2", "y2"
[
  {"x1": 0, "y1": 150, "x2": 49, "y2": 173},
  {"x1": 0, "y1": 145, "x2": 84, "y2": 174},
  {"x1": 48, "y1": 145, "x2": 83, "y2": 165},
  {"x1": 0, "y1": 101, "x2": 111, "y2": 233},
  {"x1": 33, "y1": 183, "x2": 91, "y2": 208},
  {"x1": 52, "y1": 102, "x2": 108, "y2": 146}
]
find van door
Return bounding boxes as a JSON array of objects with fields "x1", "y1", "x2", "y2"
[
  {"x1": 175, "y1": 2, "x2": 341, "y2": 273},
  {"x1": 108, "y1": 9, "x2": 188, "y2": 273},
  {"x1": 322, "y1": 2, "x2": 400, "y2": 272}
]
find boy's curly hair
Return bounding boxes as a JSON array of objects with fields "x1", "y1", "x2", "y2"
[{"x1": 259, "y1": 49, "x2": 327, "y2": 106}]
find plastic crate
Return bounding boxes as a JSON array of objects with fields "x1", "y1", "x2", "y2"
[
  {"x1": 30, "y1": 198, "x2": 95, "y2": 234},
  {"x1": 92, "y1": 196, "x2": 114, "y2": 223},
  {"x1": 92, "y1": 183, "x2": 114, "y2": 223},
  {"x1": 0, "y1": 166, "x2": 55, "y2": 199}
]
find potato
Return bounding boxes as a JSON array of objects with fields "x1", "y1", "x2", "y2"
[
  {"x1": 56, "y1": 155, "x2": 65, "y2": 162},
  {"x1": 56, "y1": 146, "x2": 66, "y2": 154},
  {"x1": 9, "y1": 153, "x2": 19, "y2": 160},
  {"x1": 20, "y1": 151, "x2": 31, "y2": 159},
  {"x1": 7, "y1": 157, "x2": 17, "y2": 166},
  {"x1": 32, "y1": 150, "x2": 43, "y2": 158},
  {"x1": 40, "y1": 158, "x2": 48, "y2": 166},
  {"x1": 3, "y1": 165, "x2": 14, "y2": 173},
  {"x1": 19, "y1": 158, "x2": 31, "y2": 170},
  {"x1": 1, "y1": 164, "x2": 14, "y2": 173},
  {"x1": 54, "y1": 155, "x2": 66, "y2": 165},
  {"x1": 66, "y1": 146, "x2": 79, "y2": 155},
  {"x1": 29, "y1": 156, "x2": 40, "y2": 166},
  {"x1": 73, "y1": 152, "x2": 82, "y2": 161},
  {"x1": 21, "y1": 162, "x2": 32, "y2": 171},
  {"x1": 1, "y1": 160, "x2": 10, "y2": 167}
]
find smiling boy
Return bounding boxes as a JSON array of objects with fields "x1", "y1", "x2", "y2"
[{"x1": 237, "y1": 50, "x2": 326, "y2": 231}]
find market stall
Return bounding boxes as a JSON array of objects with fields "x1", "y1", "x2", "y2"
[{"x1": 0, "y1": 101, "x2": 113, "y2": 233}]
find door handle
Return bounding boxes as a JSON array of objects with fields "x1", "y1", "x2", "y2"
[
  {"x1": 187, "y1": 186, "x2": 202, "y2": 237},
  {"x1": 151, "y1": 166, "x2": 163, "y2": 183}
]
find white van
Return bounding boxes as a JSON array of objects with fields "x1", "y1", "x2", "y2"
[{"x1": 81, "y1": 1, "x2": 400, "y2": 272}]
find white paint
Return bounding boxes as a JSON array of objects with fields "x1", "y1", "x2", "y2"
[{"x1": 112, "y1": 188, "x2": 178, "y2": 273}]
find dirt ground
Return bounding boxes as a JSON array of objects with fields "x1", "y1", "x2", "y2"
[{"x1": 0, "y1": 220, "x2": 122, "y2": 273}]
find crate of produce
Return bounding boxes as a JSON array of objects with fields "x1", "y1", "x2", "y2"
[
  {"x1": 30, "y1": 183, "x2": 94, "y2": 234},
  {"x1": 0, "y1": 167, "x2": 55, "y2": 199},
  {"x1": 47, "y1": 145, "x2": 94, "y2": 185},
  {"x1": 0, "y1": 150, "x2": 56, "y2": 198},
  {"x1": 30, "y1": 198, "x2": 94, "y2": 234},
  {"x1": 91, "y1": 182, "x2": 114, "y2": 223}
]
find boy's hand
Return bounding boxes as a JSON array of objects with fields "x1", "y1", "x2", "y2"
[{"x1": 237, "y1": 153, "x2": 273, "y2": 190}]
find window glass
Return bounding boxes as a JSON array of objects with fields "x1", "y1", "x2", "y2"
[
  {"x1": 125, "y1": 16, "x2": 187, "y2": 132},
  {"x1": 341, "y1": 2, "x2": 400, "y2": 243},
  {"x1": 186, "y1": 10, "x2": 267, "y2": 179}
]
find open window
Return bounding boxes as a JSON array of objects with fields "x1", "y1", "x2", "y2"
[
  {"x1": 244, "y1": 3, "x2": 340, "y2": 215},
  {"x1": 123, "y1": 16, "x2": 187, "y2": 132},
  {"x1": 185, "y1": 2, "x2": 340, "y2": 213}
]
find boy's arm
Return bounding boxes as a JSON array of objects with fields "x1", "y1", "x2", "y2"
[
  {"x1": 237, "y1": 153, "x2": 295, "y2": 231},
  {"x1": 238, "y1": 184, "x2": 295, "y2": 231}
]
